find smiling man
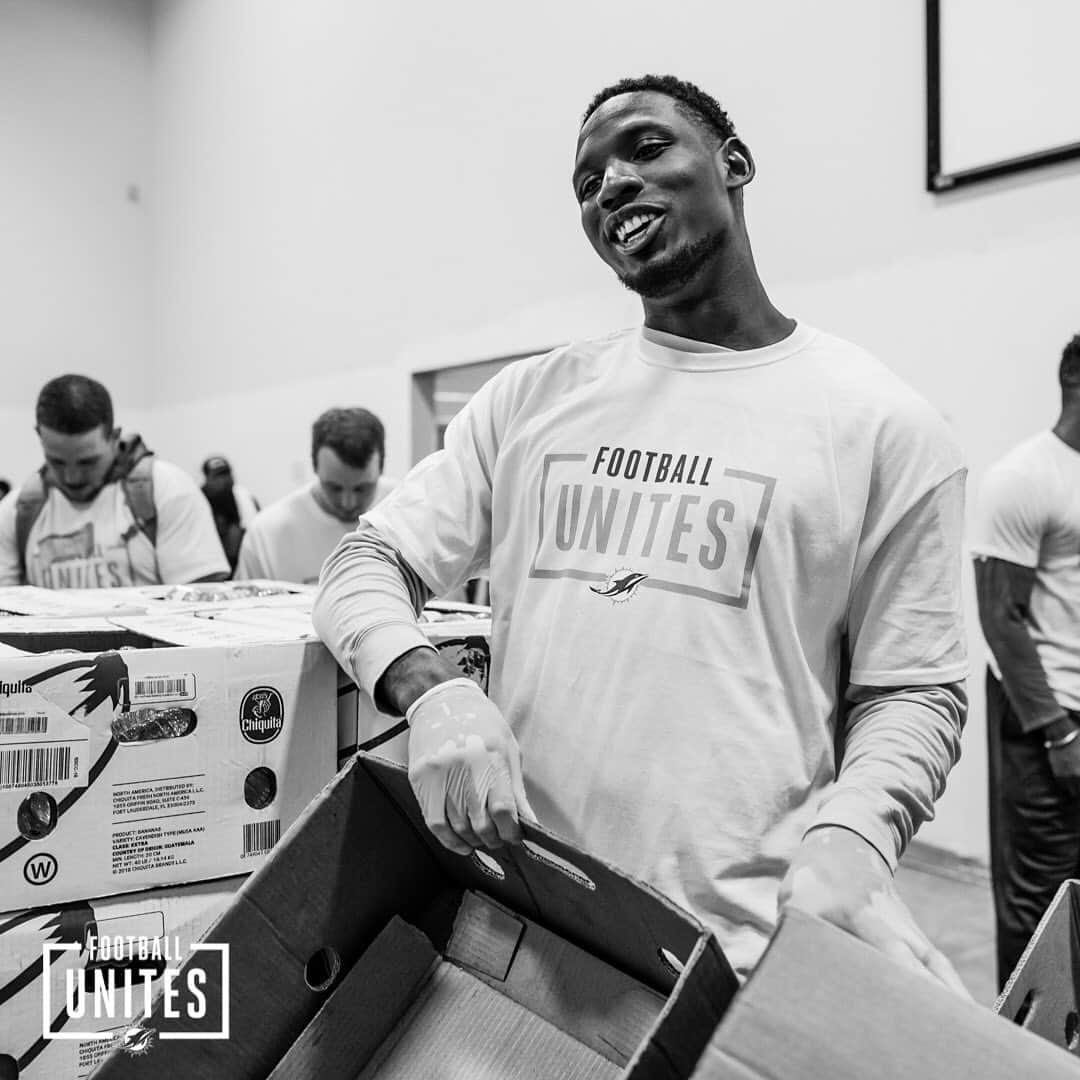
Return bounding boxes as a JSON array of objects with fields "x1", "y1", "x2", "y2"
[
  {"x1": 0, "y1": 374, "x2": 229, "y2": 588},
  {"x1": 235, "y1": 407, "x2": 394, "y2": 584},
  {"x1": 314, "y1": 75, "x2": 970, "y2": 988}
]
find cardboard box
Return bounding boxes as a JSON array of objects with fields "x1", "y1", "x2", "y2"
[
  {"x1": 196, "y1": 600, "x2": 493, "y2": 769},
  {"x1": 691, "y1": 906, "x2": 1080, "y2": 1079},
  {"x1": 0, "y1": 875, "x2": 244, "y2": 1080},
  {"x1": 0, "y1": 583, "x2": 314, "y2": 620},
  {"x1": 995, "y1": 878, "x2": 1080, "y2": 1059},
  {"x1": 0, "y1": 618, "x2": 336, "y2": 908},
  {"x1": 93, "y1": 754, "x2": 739, "y2": 1078}
]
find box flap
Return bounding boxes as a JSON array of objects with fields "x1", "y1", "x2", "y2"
[
  {"x1": 267, "y1": 915, "x2": 439, "y2": 1080},
  {"x1": 996, "y1": 878, "x2": 1080, "y2": 1056},
  {"x1": 693, "y1": 907, "x2": 1080, "y2": 1079}
]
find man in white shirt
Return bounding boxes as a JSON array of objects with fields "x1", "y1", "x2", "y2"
[
  {"x1": 236, "y1": 407, "x2": 394, "y2": 585},
  {"x1": 0, "y1": 374, "x2": 229, "y2": 588},
  {"x1": 971, "y1": 332, "x2": 1080, "y2": 987},
  {"x1": 314, "y1": 75, "x2": 969, "y2": 987}
]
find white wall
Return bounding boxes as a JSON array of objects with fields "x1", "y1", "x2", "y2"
[
  {"x1": 0, "y1": 0, "x2": 152, "y2": 483},
  {"x1": 50, "y1": 0, "x2": 1075, "y2": 857}
]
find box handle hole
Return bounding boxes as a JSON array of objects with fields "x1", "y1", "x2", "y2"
[
  {"x1": 304, "y1": 946, "x2": 341, "y2": 992},
  {"x1": 17, "y1": 792, "x2": 58, "y2": 840},
  {"x1": 244, "y1": 767, "x2": 277, "y2": 810},
  {"x1": 1012, "y1": 989, "x2": 1037, "y2": 1027},
  {"x1": 658, "y1": 947, "x2": 686, "y2": 976},
  {"x1": 1065, "y1": 1010, "x2": 1079, "y2": 1050},
  {"x1": 472, "y1": 850, "x2": 506, "y2": 880},
  {"x1": 0, "y1": 1053, "x2": 18, "y2": 1080},
  {"x1": 522, "y1": 840, "x2": 596, "y2": 891}
]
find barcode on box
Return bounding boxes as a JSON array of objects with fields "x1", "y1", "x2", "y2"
[
  {"x1": 0, "y1": 715, "x2": 47, "y2": 736},
  {"x1": 0, "y1": 746, "x2": 71, "y2": 789},
  {"x1": 243, "y1": 819, "x2": 281, "y2": 857},
  {"x1": 131, "y1": 673, "x2": 196, "y2": 704}
]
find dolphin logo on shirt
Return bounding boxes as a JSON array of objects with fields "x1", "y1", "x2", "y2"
[{"x1": 590, "y1": 570, "x2": 648, "y2": 601}]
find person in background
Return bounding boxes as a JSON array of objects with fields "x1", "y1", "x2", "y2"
[
  {"x1": 235, "y1": 407, "x2": 394, "y2": 584},
  {"x1": 972, "y1": 332, "x2": 1080, "y2": 989},
  {"x1": 201, "y1": 455, "x2": 260, "y2": 574},
  {"x1": 314, "y1": 74, "x2": 971, "y2": 989},
  {"x1": 0, "y1": 374, "x2": 229, "y2": 587}
]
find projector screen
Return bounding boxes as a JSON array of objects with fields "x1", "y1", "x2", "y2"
[{"x1": 926, "y1": 0, "x2": 1080, "y2": 191}]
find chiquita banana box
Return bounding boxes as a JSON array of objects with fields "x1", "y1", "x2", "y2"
[{"x1": 0, "y1": 616, "x2": 336, "y2": 908}]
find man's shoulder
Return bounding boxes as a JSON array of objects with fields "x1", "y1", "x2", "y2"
[
  {"x1": 148, "y1": 457, "x2": 203, "y2": 498},
  {"x1": 248, "y1": 485, "x2": 316, "y2": 531},
  {"x1": 982, "y1": 433, "x2": 1059, "y2": 497}
]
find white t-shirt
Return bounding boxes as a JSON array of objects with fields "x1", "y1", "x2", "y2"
[
  {"x1": 970, "y1": 431, "x2": 1080, "y2": 709},
  {"x1": 0, "y1": 459, "x2": 229, "y2": 588},
  {"x1": 320, "y1": 322, "x2": 967, "y2": 972},
  {"x1": 235, "y1": 478, "x2": 395, "y2": 585}
]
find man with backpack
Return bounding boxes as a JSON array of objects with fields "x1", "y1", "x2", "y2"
[{"x1": 0, "y1": 374, "x2": 229, "y2": 588}]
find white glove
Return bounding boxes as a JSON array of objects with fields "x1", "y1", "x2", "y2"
[{"x1": 406, "y1": 678, "x2": 535, "y2": 855}]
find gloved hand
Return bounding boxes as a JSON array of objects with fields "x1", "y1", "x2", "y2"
[
  {"x1": 777, "y1": 825, "x2": 971, "y2": 997},
  {"x1": 406, "y1": 678, "x2": 535, "y2": 855}
]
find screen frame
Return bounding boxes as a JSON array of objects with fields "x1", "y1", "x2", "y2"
[{"x1": 925, "y1": 0, "x2": 1080, "y2": 193}]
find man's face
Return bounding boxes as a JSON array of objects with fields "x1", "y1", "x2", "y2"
[
  {"x1": 573, "y1": 92, "x2": 741, "y2": 299},
  {"x1": 313, "y1": 446, "x2": 382, "y2": 523},
  {"x1": 37, "y1": 424, "x2": 119, "y2": 504}
]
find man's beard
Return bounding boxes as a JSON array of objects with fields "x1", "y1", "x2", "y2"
[{"x1": 616, "y1": 232, "x2": 725, "y2": 299}]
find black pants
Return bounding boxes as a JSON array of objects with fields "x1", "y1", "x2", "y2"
[{"x1": 986, "y1": 670, "x2": 1080, "y2": 989}]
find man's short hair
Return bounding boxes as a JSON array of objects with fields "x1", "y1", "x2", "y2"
[
  {"x1": 581, "y1": 74, "x2": 737, "y2": 145},
  {"x1": 1059, "y1": 334, "x2": 1080, "y2": 392},
  {"x1": 35, "y1": 374, "x2": 114, "y2": 435},
  {"x1": 312, "y1": 408, "x2": 385, "y2": 471},
  {"x1": 202, "y1": 455, "x2": 232, "y2": 478}
]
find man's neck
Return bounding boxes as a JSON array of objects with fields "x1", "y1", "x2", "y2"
[
  {"x1": 1052, "y1": 408, "x2": 1080, "y2": 453},
  {"x1": 641, "y1": 254, "x2": 794, "y2": 350}
]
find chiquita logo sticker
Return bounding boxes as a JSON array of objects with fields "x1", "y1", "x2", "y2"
[{"x1": 238, "y1": 687, "x2": 284, "y2": 744}]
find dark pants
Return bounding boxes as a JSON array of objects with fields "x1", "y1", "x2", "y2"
[{"x1": 986, "y1": 670, "x2": 1080, "y2": 989}]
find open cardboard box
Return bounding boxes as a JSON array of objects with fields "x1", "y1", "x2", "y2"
[
  {"x1": 691, "y1": 905, "x2": 1080, "y2": 1079},
  {"x1": 94, "y1": 754, "x2": 739, "y2": 1079},
  {"x1": 996, "y1": 878, "x2": 1080, "y2": 1059}
]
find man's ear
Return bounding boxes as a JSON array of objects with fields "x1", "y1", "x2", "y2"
[{"x1": 719, "y1": 137, "x2": 756, "y2": 189}]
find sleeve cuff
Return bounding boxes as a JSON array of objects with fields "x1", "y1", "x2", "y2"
[
  {"x1": 807, "y1": 793, "x2": 901, "y2": 872},
  {"x1": 351, "y1": 621, "x2": 437, "y2": 705}
]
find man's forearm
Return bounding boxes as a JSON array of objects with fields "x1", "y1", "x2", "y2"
[
  {"x1": 377, "y1": 646, "x2": 469, "y2": 715},
  {"x1": 984, "y1": 622, "x2": 1069, "y2": 734},
  {"x1": 811, "y1": 681, "x2": 966, "y2": 869},
  {"x1": 312, "y1": 521, "x2": 435, "y2": 704}
]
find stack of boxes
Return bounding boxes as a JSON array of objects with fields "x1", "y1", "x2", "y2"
[{"x1": 0, "y1": 583, "x2": 491, "y2": 1079}]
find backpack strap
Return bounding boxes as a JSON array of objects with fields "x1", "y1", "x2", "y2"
[
  {"x1": 14, "y1": 468, "x2": 49, "y2": 584},
  {"x1": 120, "y1": 453, "x2": 157, "y2": 546}
]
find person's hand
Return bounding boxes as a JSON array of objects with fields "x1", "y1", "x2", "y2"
[
  {"x1": 1044, "y1": 715, "x2": 1080, "y2": 797},
  {"x1": 777, "y1": 826, "x2": 971, "y2": 997},
  {"x1": 406, "y1": 678, "x2": 535, "y2": 855}
]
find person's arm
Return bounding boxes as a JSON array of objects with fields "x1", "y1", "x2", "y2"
[
  {"x1": 314, "y1": 362, "x2": 537, "y2": 852},
  {"x1": 975, "y1": 556, "x2": 1072, "y2": 733},
  {"x1": 975, "y1": 556, "x2": 1080, "y2": 790},
  {"x1": 780, "y1": 471, "x2": 970, "y2": 994},
  {"x1": 0, "y1": 491, "x2": 24, "y2": 586},
  {"x1": 150, "y1": 462, "x2": 231, "y2": 584}
]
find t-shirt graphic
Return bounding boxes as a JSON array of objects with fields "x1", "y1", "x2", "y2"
[
  {"x1": 531, "y1": 443, "x2": 775, "y2": 608},
  {"x1": 32, "y1": 520, "x2": 135, "y2": 589}
]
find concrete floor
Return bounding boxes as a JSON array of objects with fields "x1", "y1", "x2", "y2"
[{"x1": 896, "y1": 840, "x2": 998, "y2": 1005}]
